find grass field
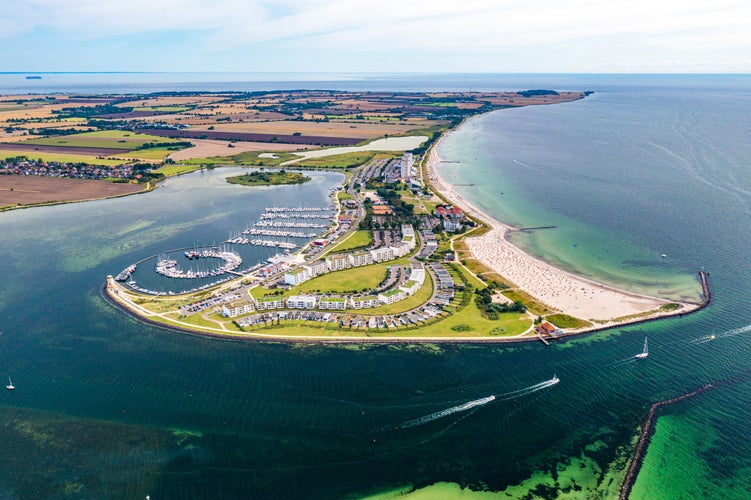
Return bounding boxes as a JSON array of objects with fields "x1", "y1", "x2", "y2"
[
  {"x1": 364, "y1": 273, "x2": 434, "y2": 315},
  {"x1": 15, "y1": 130, "x2": 186, "y2": 150},
  {"x1": 295, "y1": 151, "x2": 379, "y2": 169},
  {"x1": 154, "y1": 164, "x2": 203, "y2": 177},
  {"x1": 288, "y1": 262, "x2": 390, "y2": 295},
  {"x1": 114, "y1": 147, "x2": 175, "y2": 160},
  {"x1": 325, "y1": 230, "x2": 373, "y2": 254},
  {"x1": 0, "y1": 149, "x2": 126, "y2": 166},
  {"x1": 183, "y1": 151, "x2": 298, "y2": 166}
]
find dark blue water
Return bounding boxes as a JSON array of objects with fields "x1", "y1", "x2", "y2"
[{"x1": 1, "y1": 74, "x2": 750, "y2": 498}]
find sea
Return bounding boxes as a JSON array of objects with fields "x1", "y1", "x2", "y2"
[{"x1": 1, "y1": 73, "x2": 750, "y2": 499}]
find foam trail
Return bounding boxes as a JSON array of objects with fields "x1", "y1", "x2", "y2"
[
  {"x1": 397, "y1": 395, "x2": 496, "y2": 429},
  {"x1": 496, "y1": 377, "x2": 559, "y2": 401},
  {"x1": 690, "y1": 324, "x2": 751, "y2": 344}
]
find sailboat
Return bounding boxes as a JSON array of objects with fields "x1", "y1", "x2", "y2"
[
  {"x1": 635, "y1": 337, "x2": 649, "y2": 359},
  {"x1": 6, "y1": 376, "x2": 14, "y2": 390}
]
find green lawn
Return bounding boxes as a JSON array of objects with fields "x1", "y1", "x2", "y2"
[
  {"x1": 326, "y1": 230, "x2": 373, "y2": 254},
  {"x1": 155, "y1": 164, "x2": 202, "y2": 177},
  {"x1": 289, "y1": 262, "x2": 390, "y2": 295},
  {"x1": 296, "y1": 151, "x2": 382, "y2": 169},
  {"x1": 364, "y1": 273, "x2": 434, "y2": 315},
  {"x1": 118, "y1": 147, "x2": 175, "y2": 160},
  {"x1": 183, "y1": 151, "x2": 299, "y2": 166}
]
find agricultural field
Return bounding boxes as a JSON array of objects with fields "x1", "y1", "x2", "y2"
[
  {"x1": 0, "y1": 175, "x2": 143, "y2": 208},
  {"x1": 0, "y1": 149, "x2": 125, "y2": 166},
  {"x1": 12, "y1": 130, "x2": 187, "y2": 150}
]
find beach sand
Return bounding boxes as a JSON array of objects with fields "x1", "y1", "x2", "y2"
[{"x1": 425, "y1": 136, "x2": 697, "y2": 325}]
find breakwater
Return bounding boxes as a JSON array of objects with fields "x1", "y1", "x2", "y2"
[{"x1": 619, "y1": 384, "x2": 713, "y2": 499}]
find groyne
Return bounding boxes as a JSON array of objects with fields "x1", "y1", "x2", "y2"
[{"x1": 619, "y1": 384, "x2": 713, "y2": 499}]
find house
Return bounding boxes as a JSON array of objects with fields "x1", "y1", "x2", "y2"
[
  {"x1": 371, "y1": 205, "x2": 393, "y2": 216},
  {"x1": 536, "y1": 321, "x2": 563, "y2": 337}
]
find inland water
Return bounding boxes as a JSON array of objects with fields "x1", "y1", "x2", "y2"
[{"x1": 0, "y1": 74, "x2": 750, "y2": 498}]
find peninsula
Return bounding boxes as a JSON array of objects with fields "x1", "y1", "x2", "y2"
[{"x1": 0, "y1": 87, "x2": 705, "y2": 341}]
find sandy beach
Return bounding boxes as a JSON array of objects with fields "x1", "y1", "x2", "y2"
[{"x1": 425, "y1": 134, "x2": 699, "y2": 325}]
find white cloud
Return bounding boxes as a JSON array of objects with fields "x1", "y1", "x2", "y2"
[{"x1": 1, "y1": 0, "x2": 750, "y2": 71}]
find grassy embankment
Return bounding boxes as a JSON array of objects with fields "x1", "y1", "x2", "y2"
[{"x1": 324, "y1": 230, "x2": 373, "y2": 255}]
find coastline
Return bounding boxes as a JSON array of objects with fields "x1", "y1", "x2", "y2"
[
  {"x1": 101, "y1": 101, "x2": 709, "y2": 344},
  {"x1": 425, "y1": 121, "x2": 706, "y2": 330}
]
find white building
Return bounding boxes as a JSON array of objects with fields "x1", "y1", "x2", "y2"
[
  {"x1": 349, "y1": 296, "x2": 379, "y2": 309},
  {"x1": 255, "y1": 296, "x2": 285, "y2": 310},
  {"x1": 348, "y1": 252, "x2": 373, "y2": 267},
  {"x1": 284, "y1": 267, "x2": 311, "y2": 286},
  {"x1": 443, "y1": 219, "x2": 463, "y2": 232},
  {"x1": 370, "y1": 246, "x2": 395, "y2": 263},
  {"x1": 287, "y1": 295, "x2": 318, "y2": 309},
  {"x1": 391, "y1": 242, "x2": 411, "y2": 258},
  {"x1": 222, "y1": 302, "x2": 256, "y2": 318},
  {"x1": 378, "y1": 288, "x2": 406, "y2": 304},
  {"x1": 409, "y1": 262, "x2": 426, "y2": 284},
  {"x1": 326, "y1": 255, "x2": 351, "y2": 272},
  {"x1": 303, "y1": 260, "x2": 328, "y2": 277},
  {"x1": 401, "y1": 224, "x2": 415, "y2": 238},
  {"x1": 319, "y1": 297, "x2": 347, "y2": 310},
  {"x1": 400, "y1": 152, "x2": 413, "y2": 180},
  {"x1": 399, "y1": 279, "x2": 421, "y2": 296}
]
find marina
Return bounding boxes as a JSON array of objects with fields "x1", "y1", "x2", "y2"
[{"x1": 112, "y1": 204, "x2": 337, "y2": 296}]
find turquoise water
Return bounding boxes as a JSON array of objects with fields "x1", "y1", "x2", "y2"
[{"x1": 0, "y1": 75, "x2": 750, "y2": 498}]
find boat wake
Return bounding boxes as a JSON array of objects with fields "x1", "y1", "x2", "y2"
[
  {"x1": 396, "y1": 395, "x2": 496, "y2": 429},
  {"x1": 495, "y1": 376, "x2": 560, "y2": 401},
  {"x1": 689, "y1": 324, "x2": 751, "y2": 344},
  {"x1": 394, "y1": 376, "x2": 559, "y2": 430}
]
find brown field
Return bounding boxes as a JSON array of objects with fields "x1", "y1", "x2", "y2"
[
  {"x1": 139, "y1": 128, "x2": 362, "y2": 146},
  {"x1": 0, "y1": 176, "x2": 144, "y2": 206},
  {"x1": 117, "y1": 96, "x2": 224, "y2": 108},
  {"x1": 192, "y1": 120, "x2": 430, "y2": 139},
  {"x1": 167, "y1": 139, "x2": 311, "y2": 161}
]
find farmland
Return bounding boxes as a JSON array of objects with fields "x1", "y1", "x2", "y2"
[{"x1": 1, "y1": 88, "x2": 587, "y2": 208}]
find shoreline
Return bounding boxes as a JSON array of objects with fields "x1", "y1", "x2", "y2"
[
  {"x1": 425, "y1": 124, "x2": 706, "y2": 330},
  {"x1": 101, "y1": 101, "x2": 709, "y2": 344}
]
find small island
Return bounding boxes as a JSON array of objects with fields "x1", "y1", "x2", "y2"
[{"x1": 226, "y1": 169, "x2": 311, "y2": 187}]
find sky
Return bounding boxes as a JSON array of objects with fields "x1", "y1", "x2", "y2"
[{"x1": 1, "y1": 0, "x2": 749, "y2": 73}]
